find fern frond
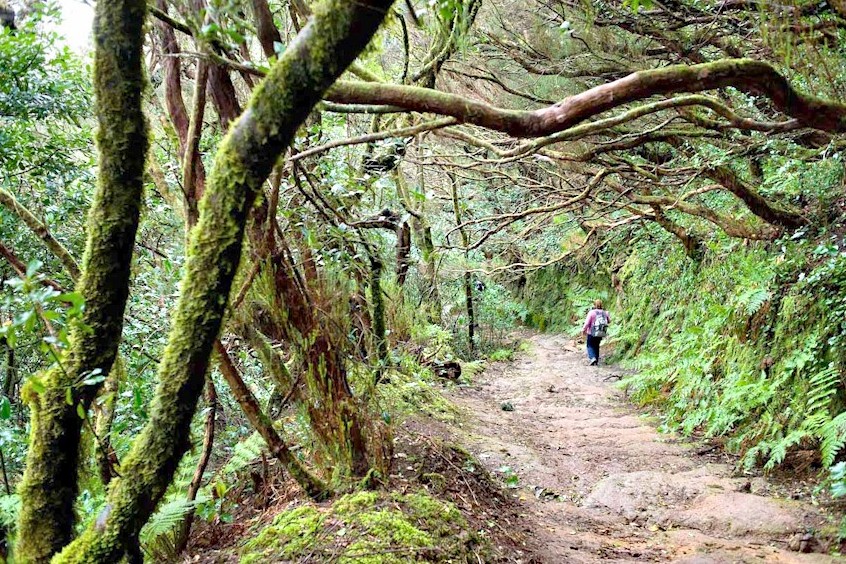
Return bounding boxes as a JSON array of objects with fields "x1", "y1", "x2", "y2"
[
  {"x1": 806, "y1": 365, "x2": 840, "y2": 415},
  {"x1": 765, "y1": 429, "x2": 809, "y2": 469},
  {"x1": 140, "y1": 497, "x2": 204, "y2": 544},
  {"x1": 221, "y1": 431, "x2": 267, "y2": 476},
  {"x1": 820, "y1": 412, "x2": 846, "y2": 467},
  {"x1": 0, "y1": 494, "x2": 21, "y2": 528},
  {"x1": 735, "y1": 287, "x2": 770, "y2": 316}
]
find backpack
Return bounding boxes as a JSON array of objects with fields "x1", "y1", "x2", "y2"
[{"x1": 590, "y1": 310, "x2": 609, "y2": 338}]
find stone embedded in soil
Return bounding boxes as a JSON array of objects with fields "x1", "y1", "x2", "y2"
[
  {"x1": 672, "y1": 492, "x2": 803, "y2": 535},
  {"x1": 583, "y1": 467, "x2": 808, "y2": 536}
]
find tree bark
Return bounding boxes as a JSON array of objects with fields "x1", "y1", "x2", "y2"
[
  {"x1": 251, "y1": 0, "x2": 282, "y2": 58},
  {"x1": 16, "y1": 0, "x2": 149, "y2": 555},
  {"x1": 156, "y1": 1, "x2": 207, "y2": 216},
  {"x1": 327, "y1": 59, "x2": 846, "y2": 135},
  {"x1": 53, "y1": 2, "x2": 393, "y2": 560}
]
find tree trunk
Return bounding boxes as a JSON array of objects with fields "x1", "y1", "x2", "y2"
[
  {"x1": 412, "y1": 216, "x2": 442, "y2": 323},
  {"x1": 214, "y1": 340, "x2": 327, "y2": 499},
  {"x1": 2, "y1": 336, "x2": 16, "y2": 403},
  {"x1": 251, "y1": 0, "x2": 283, "y2": 58},
  {"x1": 395, "y1": 220, "x2": 411, "y2": 287},
  {"x1": 93, "y1": 357, "x2": 123, "y2": 486},
  {"x1": 52, "y1": 2, "x2": 393, "y2": 560},
  {"x1": 370, "y1": 257, "x2": 388, "y2": 383},
  {"x1": 463, "y1": 272, "x2": 476, "y2": 353},
  {"x1": 16, "y1": 0, "x2": 149, "y2": 554},
  {"x1": 450, "y1": 175, "x2": 475, "y2": 353}
]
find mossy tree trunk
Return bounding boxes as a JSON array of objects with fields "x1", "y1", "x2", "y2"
[
  {"x1": 15, "y1": 0, "x2": 149, "y2": 557},
  {"x1": 267, "y1": 251, "x2": 373, "y2": 477},
  {"x1": 49, "y1": 2, "x2": 393, "y2": 561}
]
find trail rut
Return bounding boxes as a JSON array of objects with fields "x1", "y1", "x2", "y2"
[{"x1": 448, "y1": 334, "x2": 838, "y2": 563}]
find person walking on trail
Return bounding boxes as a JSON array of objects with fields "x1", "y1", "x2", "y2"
[{"x1": 583, "y1": 299, "x2": 610, "y2": 366}]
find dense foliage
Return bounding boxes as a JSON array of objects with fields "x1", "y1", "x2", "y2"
[{"x1": 2, "y1": 0, "x2": 846, "y2": 560}]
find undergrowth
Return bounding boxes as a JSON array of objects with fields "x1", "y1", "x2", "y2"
[
  {"x1": 521, "y1": 225, "x2": 846, "y2": 511},
  {"x1": 613, "y1": 236, "x2": 846, "y2": 472}
]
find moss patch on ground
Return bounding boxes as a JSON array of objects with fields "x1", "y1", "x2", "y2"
[{"x1": 241, "y1": 490, "x2": 487, "y2": 563}]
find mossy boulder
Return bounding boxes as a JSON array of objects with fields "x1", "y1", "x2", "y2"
[{"x1": 241, "y1": 490, "x2": 487, "y2": 563}]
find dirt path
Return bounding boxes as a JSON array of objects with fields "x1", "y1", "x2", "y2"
[{"x1": 449, "y1": 334, "x2": 838, "y2": 563}]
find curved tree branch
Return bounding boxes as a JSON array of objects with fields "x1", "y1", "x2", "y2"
[
  {"x1": 0, "y1": 188, "x2": 81, "y2": 281},
  {"x1": 327, "y1": 59, "x2": 846, "y2": 134}
]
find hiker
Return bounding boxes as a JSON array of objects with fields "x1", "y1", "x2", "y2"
[{"x1": 582, "y1": 299, "x2": 610, "y2": 366}]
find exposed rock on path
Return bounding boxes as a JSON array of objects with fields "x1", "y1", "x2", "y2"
[{"x1": 449, "y1": 334, "x2": 837, "y2": 563}]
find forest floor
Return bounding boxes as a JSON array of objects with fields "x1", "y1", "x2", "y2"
[{"x1": 445, "y1": 333, "x2": 843, "y2": 563}]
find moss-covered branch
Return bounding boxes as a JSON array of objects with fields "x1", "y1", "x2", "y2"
[
  {"x1": 0, "y1": 241, "x2": 65, "y2": 291},
  {"x1": 15, "y1": 0, "x2": 149, "y2": 557},
  {"x1": 52, "y1": 1, "x2": 394, "y2": 561},
  {"x1": 0, "y1": 187, "x2": 81, "y2": 281},
  {"x1": 327, "y1": 59, "x2": 846, "y2": 135}
]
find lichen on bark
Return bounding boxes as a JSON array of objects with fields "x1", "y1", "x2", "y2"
[
  {"x1": 52, "y1": 1, "x2": 395, "y2": 561},
  {"x1": 15, "y1": 0, "x2": 149, "y2": 557}
]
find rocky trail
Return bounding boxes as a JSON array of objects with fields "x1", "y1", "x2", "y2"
[{"x1": 447, "y1": 334, "x2": 840, "y2": 563}]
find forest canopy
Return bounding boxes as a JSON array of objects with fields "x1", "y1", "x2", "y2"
[{"x1": 2, "y1": 0, "x2": 846, "y2": 561}]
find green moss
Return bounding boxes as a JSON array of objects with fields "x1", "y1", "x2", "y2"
[
  {"x1": 15, "y1": 0, "x2": 149, "y2": 556},
  {"x1": 333, "y1": 490, "x2": 380, "y2": 513},
  {"x1": 240, "y1": 490, "x2": 485, "y2": 563},
  {"x1": 376, "y1": 367, "x2": 457, "y2": 422},
  {"x1": 242, "y1": 506, "x2": 324, "y2": 563},
  {"x1": 420, "y1": 472, "x2": 447, "y2": 493}
]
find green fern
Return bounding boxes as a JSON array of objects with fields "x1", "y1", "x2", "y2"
[
  {"x1": 805, "y1": 364, "x2": 840, "y2": 415},
  {"x1": 140, "y1": 496, "x2": 205, "y2": 544},
  {"x1": 221, "y1": 431, "x2": 267, "y2": 476},
  {"x1": 735, "y1": 287, "x2": 770, "y2": 316},
  {"x1": 0, "y1": 493, "x2": 21, "y2": 529},
  {"x1": 764, "y1": 428, "x2": 809, "y2": 469},
  {"x1": 821, "y1": 412, "x2": 846, "y2": 467}
]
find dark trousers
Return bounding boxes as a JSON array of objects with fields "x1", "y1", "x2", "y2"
[{"x1": 586, "y1": 335, "x2": 602, "y2": 361}]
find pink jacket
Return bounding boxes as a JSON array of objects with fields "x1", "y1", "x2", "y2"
[{"x1": 582, "y1": 309, "x2": 610, "y2": 335}]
